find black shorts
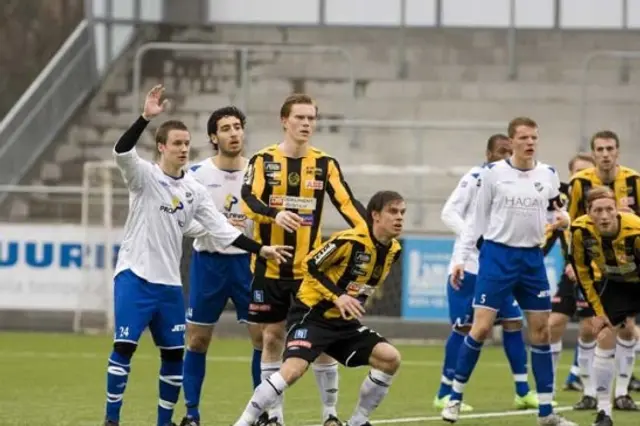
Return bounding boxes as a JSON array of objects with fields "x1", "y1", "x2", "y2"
[
  {"x1": 248, "y1": 277, "x2": 302, "y2": 323},
  {"x1": 551, "y1": 274, "x2": 595, "y2": 318},
  {"x1": 599, "y1": 280, "x2": 640, "y2": 327},
  {"x1": 283, "y1": 304, "x2": 387, "y2": 367}
]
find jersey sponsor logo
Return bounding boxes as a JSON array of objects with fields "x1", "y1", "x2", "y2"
[
  {"x1": 288, "y1": 172, "x2": 300, "y2": 186},
  {"x1": 253, "y1": 290, "x2": 264, "y2": 303},
  {"x1": 224, "y1": 194, "x2": 239, "y2": 212},
  {"x1": 171, "y1": 324, "x2": 186, "y2": 332},
  {"x1": 305, "y1": 166, "x2": 323, "y2": 176},
  {"x1": 268, "y1": 195, "x2": 317, "y2": 210},
  {"x1": 304, "y1": 180, "x2": 324, "y2": 190},
  {"x1": 534, "y1": 182, "x2": 544, "y2": 192},
  {"x1": 287, "y1": 339, "x2": 312, "y2": 349},
  {"x1": 264, "y1": 162, "x2": 281, "y2": 172},
  {"x1": 312, "y1": 242, "x2": 337, "y2": 265},
  {"x1": 355, "y1": 252, "x2": 371, "y2": 263},
  {"x1": 299, "y1": 214, "x2": 314, "y2": 226},
  {"x1": 159, "y1": 196, "x2": 184, "y2": 214},
  {"x1": 293, "y1": 328, "x2": 308, "y2": 339},
  {"x1": 346, "y1": 282, "x2": 375, "y2": 297}
]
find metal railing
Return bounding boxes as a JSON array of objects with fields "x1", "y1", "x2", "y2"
[
  {"x1": 131, "y1": 42, "x2": 356, "y2": 119},
  {"x1": 0, "y1": 20, "x2": 98, "y2": 192}
]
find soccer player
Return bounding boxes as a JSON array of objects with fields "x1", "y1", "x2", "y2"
[
  {"x1": 435, "y1": 133, "x2": 540, "y2": 411},
  {"x1": 568, "y1": 130, "x2": 640, "y2": 410},
  {"x1": 241, "y1": 94, "x2": 367, "y2": 426},
  {"x1": 442, "y1": 117, "x2": 577, "y2": 426},
  {"x1": 569, "y1": 186, "x2": 640, "y2": 426},
  {"x1": 179, "y1": 106, "x2": 263, "y2": 426},
  {"x1": 103, "y1": 85, "x2": 291, "y2": 426},
  {"x1": 232, "y1": 190, "x2": 405, "y2": 426},
  {"x1": 544, "y1": 153, "x2": 595, "y2": 399}
]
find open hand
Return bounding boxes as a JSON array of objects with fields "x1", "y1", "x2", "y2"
[
  {"x1": 449, "y1": 265, "x2": 465, "y2": 290},
  {"x1": 142, "y1": 84, "x2": 170, "y2": 119},
  {"x1": 334, "y1": 294, "x2": 365, "y2": 320},
  {"x1": 259, "y1": 245, "x2": 294, "y2": 264},
  {"x1": 276, "y1": 211, "x2": 303, "y2": 233}
]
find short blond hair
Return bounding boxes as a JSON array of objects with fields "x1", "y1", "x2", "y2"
[{"x1": 586, "y1": 186, "x2": 615, "y2": 210}]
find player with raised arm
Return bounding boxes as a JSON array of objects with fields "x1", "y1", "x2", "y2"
[
  {"x1": 441, "y1": 117, "x2": 577, "y2": 426},
  {"x1": 569, "y1": 186, "x2": 640, "y2": 426},
  {"x1": 544, "y1": 153, "x2": 599, "y2": 406},
  {"x1": 241, "y1": 93, "x2": 367, "y2": 426},
  {"x1": 179, "y1": 107, "x2": 264, "y2": 426},
  {"x1": 232, "y1": 190, "x2": 405, "y2": 426},
  {"x1": 434, "y1": 134, "x2": 542, "y2": 411},
  {"x1": 568, "y1": 130, "x2": 640, "y2": 409},
  {"x1": 103, "y1": 85, "x2": 291, "y2": 426}
]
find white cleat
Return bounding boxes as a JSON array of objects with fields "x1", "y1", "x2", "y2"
[
  {"x1": 441, "y1": 400, "x2": 461, "y2": 423},
  {"x1": 537, "y1": 413, "x2": 579, "y2": 426}
]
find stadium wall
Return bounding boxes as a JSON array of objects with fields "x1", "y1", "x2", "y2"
[{"x1": 0, "y1": 223, "x2": 580, "y2": 345}]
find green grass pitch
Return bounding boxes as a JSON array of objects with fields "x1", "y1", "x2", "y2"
[{"x1": 0, "y1": 331, "x2": 637, "y2": 425}]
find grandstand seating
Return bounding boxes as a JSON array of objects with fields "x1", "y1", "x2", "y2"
[{"x1": 13, "y1": 25, "x2": 640, "y2": 232}]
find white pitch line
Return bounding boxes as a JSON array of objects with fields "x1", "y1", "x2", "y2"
[{"x1": 304, "y1": 406, "x2": 574, "y2": 426}]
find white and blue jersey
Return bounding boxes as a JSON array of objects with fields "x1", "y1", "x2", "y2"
[
  {"x1": 442, "y1": 165, "x2": 522, "y2": 326},
  {"x1": 112, "y1": 147, "x2": 242, "y2": 347},
  {"x1": 453, "y1": 159, "x2": 569, "y2": 313},
  {"x1": 185, "y1": 158, "x2": 253, "y2": 325}
]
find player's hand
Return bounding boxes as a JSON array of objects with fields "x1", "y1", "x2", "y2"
[
  {"x1": 549, "y1": 201, "x2": 569, "y2": 231},
  {"x1": 275, "y1": 211, "x2": 303, "y2": 233},
  {"x1": 228, "y1": 218, "x2": 246, "y2": 230},
  {"x1": 450, "y1": 265, "x2": 465, "y2": 290},
  {"x1": 565, "y1": 264, "x2": 576, "y2": 282},
  {"x1": 592, "y1": 315, "x2": 613, "y2": 334},
  {"x1": 259, "y1": 245, "x2": 293, "y2": 264},
  {"x1": 334, "y1": 294, "x2": 365, "y2": 320},
  {"x1": 142, "y1": 84, "x2": 169, "y2": 120}
]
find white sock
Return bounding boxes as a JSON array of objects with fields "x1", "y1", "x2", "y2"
[
  {"x1": 312, "y1": 361, "x2": 339, "y2": 421},
  {"x1": 593, "y1": 347, "x2": 615, "y2": 416},
  {"x1": 261, "y1": 361, "x2": 284, "y2": 422},
  {"x1": 550, "y1": 341, "x2": 562, "y2": 394},
  {"x1": 615, "y1": 337, "x2": 637, "y2": 398},
  {"x1": 349, "y1": 369, "x2": 394, "y2": 426},
  {"x1": 235, "y1": 372, "x2": 288, "y2": 426},
  {"x1": 578, "y1": 338, "x2": 597, "y2": 398}
]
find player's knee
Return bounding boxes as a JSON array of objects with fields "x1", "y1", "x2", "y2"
[
  {"x1": 262, "y1": 324, "x2": 285, "y2": 354},
  {"x1": 370, "y1": 343, "x2": 401, "y2": 375},
  {"x1": 160, "y1": 348, "x2": 184, "y2": 362},
  {"x1": 113, "y1": 341, "x2": 137, "y2": 360},
  {"x1": 280, "y1": 357, "x2": 308, "y2": 385},
  {"x1": 247, "y1": 324, "x2": 264, "y2": 350},
  {"x1": 579, "y1": 319, "x2": 597, "y2": 342},
  {"x1": 186, "y1": 327, "x2": 213, "y2": 353},
  {"x1": 501, "y1": 319, "x2": 523, "y2": 331}
]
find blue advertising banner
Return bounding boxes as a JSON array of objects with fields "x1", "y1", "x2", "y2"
[{"x1": 401, "y1": 236, "x2": 565, "y2": 322}]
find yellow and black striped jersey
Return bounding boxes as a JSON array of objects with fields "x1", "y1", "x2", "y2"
[
  {"x1": 297, "y1": 224, "x2": 402, "y2": 322},
  {"x1": 569, "y1": 212, "x2": 640, "y2": 317},
  {"x1": 241, "y1": 144, "x2": 367, "y2": 280},
  {"x1": 568, "y1": 166, "x2": 640, "y2": 220}
]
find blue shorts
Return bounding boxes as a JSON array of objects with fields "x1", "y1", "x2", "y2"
[
  {"x1": 447, "y1": 272, "x2": 523, "y2": 327},
  {"x1": 187, "y1": 251, "x2": 252, "y2": 325},
  {"x1": 474, "y1": 240, "x2": 551, "y2": 312},
  {"x1": 113, "y1": 269, "x2": 185, "y2": 349}
]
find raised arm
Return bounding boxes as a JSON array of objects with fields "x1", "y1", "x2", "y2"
[
  {"x1": 240, "y1": 154, "x2": 278, "y2": 224},
  {"x1": 326, "y1": 158, "x2": 367, "y2": 228},
  {"x1": 569, "y1": 226, "x2": 604, "y2": 317},
  {"x1": 113, "y1": 85, "x2": 169, "y2": 191},
  {"x1": 441, "y1": 172, "x2": 478, "y2": 235}
]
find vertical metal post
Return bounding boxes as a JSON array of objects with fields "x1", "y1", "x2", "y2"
[
  {"x1": 620, "y1": 0, "x2": 630, "y2": 84},
  {"x1": 507, "y1": 0, "x2": 517, "y2": 80},
  {"x1": 134, "y1": 0, "x2": 141, "y2": 26},
  {"x1": 319, "y1": 0, "x2": 326, "y2": 25},
  {"x1": 102, "y1": 167, "x2": 115, "y2": 333},
  {"x1": 435, "y1": 0, "x2": 442, "y2": 27},
  {"x1": 553, "y1": 0, "x2": 561, "y2": 28},
  {"x1": 397, "y1": 0, "x2": 408, "y2": 79},
  {"x1": 105, "y1": 0, "x2": 113, "y2": 63}
]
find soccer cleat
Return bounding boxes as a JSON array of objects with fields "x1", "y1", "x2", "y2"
[
  {"x1": 513, "y1": 391, "x2": 558, "y2": 409},
  {"x1": 573, "y1": 395, "x2": 598, "y2": 410},
  {"x1": 441, "y1": 400, "x2": 461, "y2": 423},
  {"x1": 628, "y1": 374, "x2": 640, "y2": 392},
  {"x1": 260, "y1": 417, "x2": 282, "y2": 426},
  {"x1": 179, "y1": 416, "x2": 200, "y2": 426},
  {"x1": 563, "y1": 378, "x2": 584, "y2": 392},
  {"x1": 613, "y1": 394, "x2": 639, "y2": 410},
  {"x1": 536, "y1": 413, "x2": 578, "y2": 426},
  {"x1": 254, "y1": 412, "x2": 270, "y2": 426},
  {"x1": 104, "y1": 421, "x2": 119, "y2": 426},
  {"x1": 591, "y1": 410, "x2": 613, "y2": 426},
  {"x1": 433, "y1": 395, "x2": 474, "y2": 412},
  {"x1": 323, "y1": 415, "x2": 343, "y2": 426},
  {"x1": 344, "y1": 423, "x2": 372, "y2": 426}
]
